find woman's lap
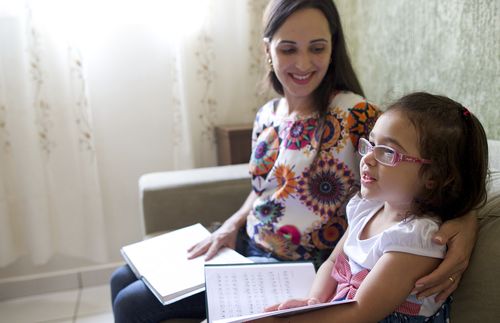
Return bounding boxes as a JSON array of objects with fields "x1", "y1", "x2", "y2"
[
  {"x1": 111, "y1": 265, "x2": 206, "y2": 322},
  {"x1": 110, "y1": 230, "x2": 278, "y2": 322},
  {"x1": 110, "y1": 265, "x2": 138, "y2": 302}
]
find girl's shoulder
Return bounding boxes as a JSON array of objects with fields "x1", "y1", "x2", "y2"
[
  {"x1": 399, "y1": 215, "x2": 442, "y2": 234},
  {"x1": 380, "y1": 216, "x2": 446, "y2": 259},
  {"x1": 346, "y1": 194, "x2": 384, "y2": 223}
]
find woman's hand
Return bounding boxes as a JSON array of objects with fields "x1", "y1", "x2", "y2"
[
  {"x1": 413, "y1": 211, "x2": 478, "y2": 301},
  {"x1": 264, "y1": 298, "x2": 320, "y2": 312},
  {"x1": 187, "y1": 220, "x2": 240, "y2": 261},
  {"x1": 187, "y1": 191, "x2": 256, "y2": 261}
]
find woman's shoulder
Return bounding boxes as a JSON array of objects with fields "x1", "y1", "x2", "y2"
[
  {"x1": 328, "y1": 91, "x2": 378, "y2": 114},
  {"x1": 328, "y1": 91, "x2": 380, "y2": 144},
  {"x1": 257, "y1": 98, "x2": 281, "y2": 115},
  {"x1": 254, "y1": 98, "x2": 281, "y2": 127}
]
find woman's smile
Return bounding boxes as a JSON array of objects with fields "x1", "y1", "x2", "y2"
[{"x1": 289, "y1": 72, "x2": 315, "y2": 85}]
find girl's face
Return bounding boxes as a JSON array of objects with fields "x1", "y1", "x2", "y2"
[
  {"x1": 360, "y1": 111, "x2": 428, "y2": 207},
  {"x1": 266, "y1": 8, "x2": 332, "y2": 104}
]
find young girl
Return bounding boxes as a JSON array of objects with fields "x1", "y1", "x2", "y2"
[{"x1": 264, "y1": 92, "x2": 488, "y2": 322}]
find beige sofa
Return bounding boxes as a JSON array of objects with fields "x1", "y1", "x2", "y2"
[{"x1": 139, "y1": 140, "x2": 500, "y2": 323}]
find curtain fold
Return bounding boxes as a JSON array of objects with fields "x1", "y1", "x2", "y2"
[
  {"x1": 0, "y1": 0, "x2": 272, "y2": 270},
  {"x1": 0, "y1": 1, "x2": 108, "y2": 267}
]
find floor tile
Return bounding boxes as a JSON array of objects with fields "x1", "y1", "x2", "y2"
[
  {"x1": 76, "y1": 285, "x2": 112, "y2": 317},
  {"x1": 0, "y1": 271, "x2": 79, "y2": 302},
  {"x1": 80, "y1": 263, "x2": 122, "y2": 288},
  {"x1": 75, "y1": 312, "x2": 114, "y2": 323},
  {"x1": 0, "y1": 289, "x2": 78, "y2": 323}
]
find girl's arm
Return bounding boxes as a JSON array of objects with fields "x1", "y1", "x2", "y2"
[
  {"x1": 266, "y1": 231, "x2": 348, "y2": 311},
  {"x1": 257, "y1": 251, "x2": 440, "y2": 323},
  {"x1": 413, "y1": 210, "x2": 477, "y2": 301},
  {"x1": 307, "y1": 230, "x2": 348, "y2": 302}
]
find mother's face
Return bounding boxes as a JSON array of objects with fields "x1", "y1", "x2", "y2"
[{"x1": 266, "y1": 8, "x2": 332, "y2": 103}]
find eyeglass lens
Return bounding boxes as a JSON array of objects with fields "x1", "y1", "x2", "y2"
[{"x1": 358, "y1": 138, "x2": 395, "y2": 165}]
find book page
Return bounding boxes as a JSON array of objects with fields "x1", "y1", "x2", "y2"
[
  {"x1": 205, "y1": 262, "x2": 316, "y2": 322},
  {"x1": 121, "y1": 223, "x2": 251, "y2": 305},
  {"x1": 213, "y1": 299, "x2": 356, "y2": 323}
]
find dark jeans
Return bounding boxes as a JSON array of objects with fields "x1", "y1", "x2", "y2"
[
  {"x1": 110, "y1": 229, "x2": 277, "y2": 323},
  {"x1": 111, "y1": 265, "x2": 206, "y2": 323}
]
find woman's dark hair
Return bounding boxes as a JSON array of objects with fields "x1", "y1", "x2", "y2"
[
  {"x1": 386, "y1": 92, "x2": 488, "y2": 221},
  {"x1": 263, "y1": 0, "x2": 364, "y2": 117}
]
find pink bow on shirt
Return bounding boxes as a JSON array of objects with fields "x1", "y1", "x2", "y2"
[
  {"x1": 331, "y1": 252, "x2": 369, "y2": 301},
  {"x1": 330, "y1": 252, "x2": 422, "y2": 315}
]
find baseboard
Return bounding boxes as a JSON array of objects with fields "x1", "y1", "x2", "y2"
[{"x1": 0, "y1": 261, "x2": 124, "y2": 301}]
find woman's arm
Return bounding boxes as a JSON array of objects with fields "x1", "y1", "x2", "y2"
[
  {"x1": 413, "y1": 210, "x2": 478, "y2": 301},
  {"x1": 187, "y1": 190, "x2": 257, "y2": 260},
  {"x1": 256, "y1": 251, "x2": 441, "y2": 323}
]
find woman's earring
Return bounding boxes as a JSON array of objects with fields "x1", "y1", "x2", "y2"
[{"x1": 267, "y1": 58, "x2": 273, "y2": 71}]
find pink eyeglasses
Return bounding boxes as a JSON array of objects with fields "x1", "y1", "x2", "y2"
[{"x1": 358, "y1": 138, "x2": 432, "y2": 167}]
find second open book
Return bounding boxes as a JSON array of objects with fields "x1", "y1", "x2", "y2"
[
  {"x1": 120, "y1": 223, "x2": 251, "y2": 305},
  {"x1": 205, "y1": 262, "x2": 354, "y2": 323}
]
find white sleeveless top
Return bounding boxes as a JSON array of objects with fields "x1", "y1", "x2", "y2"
[{"x1": 342, "y1": 195, "x2": 446, "y2": 317}]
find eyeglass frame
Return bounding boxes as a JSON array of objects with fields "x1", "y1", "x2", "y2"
[{"x1": 358, "y1": 137, "x2": 432, "y2": 167}]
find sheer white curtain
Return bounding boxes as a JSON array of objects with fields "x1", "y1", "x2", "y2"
[
  {"x1": 0, "y1": 0, "x2": 271, "y2": 271},
  {"x1": 0, "y1": 1, "x2": 109, "y2": 268}
]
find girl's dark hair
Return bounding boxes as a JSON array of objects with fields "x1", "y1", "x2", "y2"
[
  {"x1": 263, "y1": 0, "x2": 364, "y2": 117},
  {"x1": 387, "y1": 92, "x2": 488, "y2": 221}
]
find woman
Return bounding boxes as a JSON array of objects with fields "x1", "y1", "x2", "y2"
[{"x1": 111, "y1": 1, "x2": 476, "y2": 322}]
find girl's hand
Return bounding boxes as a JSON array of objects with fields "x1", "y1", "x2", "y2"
[
  {"x1": 264, "y1": 298, "x2": 320, "y2": 312},
  {"x1": 412, "y1": 211, "x2": 478, "y2": 301},
  {"x1": 187, "y1": 220, "x2": 240, "y2": 261}
]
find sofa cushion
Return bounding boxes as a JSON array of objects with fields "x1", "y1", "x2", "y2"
[
  {"x1": 451, "y1": 169, "x2": 500, "y2": 322},
  {"x1": 478, "y1": 170, "x2": 500, "y2": 220}
]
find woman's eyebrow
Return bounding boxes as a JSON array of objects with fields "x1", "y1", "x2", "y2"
[
  {"x1": 277, "y1": 39, "x2": 328, "y2": 45},
  {"x1": 277, "y1": 40, "x2": 296, "y2": 45},
  {"x1": 310, "y1": 38, "x2": 328, "y2": 44}
]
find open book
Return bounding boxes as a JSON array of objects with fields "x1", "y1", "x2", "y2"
[
  {"x1": 121, "y1": 223, "x2": 251, "y2": 305},
  {"x1": 205, "y1": 262, "x2": 355, "y2": 323}
]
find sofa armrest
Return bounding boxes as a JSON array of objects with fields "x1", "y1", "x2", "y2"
[
  {"x1": 451, "y1": 140, "x2": 500, "y2": 321},
  {"x1": 451, "y1": 169, "x2": 500, "y2": 322},
  {"x1": 139, "y1": 163, "x2": 251, "y2": 236}
]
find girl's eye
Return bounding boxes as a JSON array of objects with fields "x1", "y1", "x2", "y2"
[
  {"x1": 374, "y1": 147, "x2": 394, "y2": 163},
  {"x1": 382, "y1": 150, "x2": 394, "y2": 159}
]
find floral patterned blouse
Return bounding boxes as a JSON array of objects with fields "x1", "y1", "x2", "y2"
[{"x1": 247, "y1": 91, "x2": 380, "y2": 267}]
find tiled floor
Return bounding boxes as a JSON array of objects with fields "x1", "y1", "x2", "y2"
[{"x1": 0, "y1": 285, "x2": 113, "y2": 323}]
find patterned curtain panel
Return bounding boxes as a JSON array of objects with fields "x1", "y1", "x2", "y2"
[{"x1": 0, "y1": 0, "x2": 272, "y2": 270}]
